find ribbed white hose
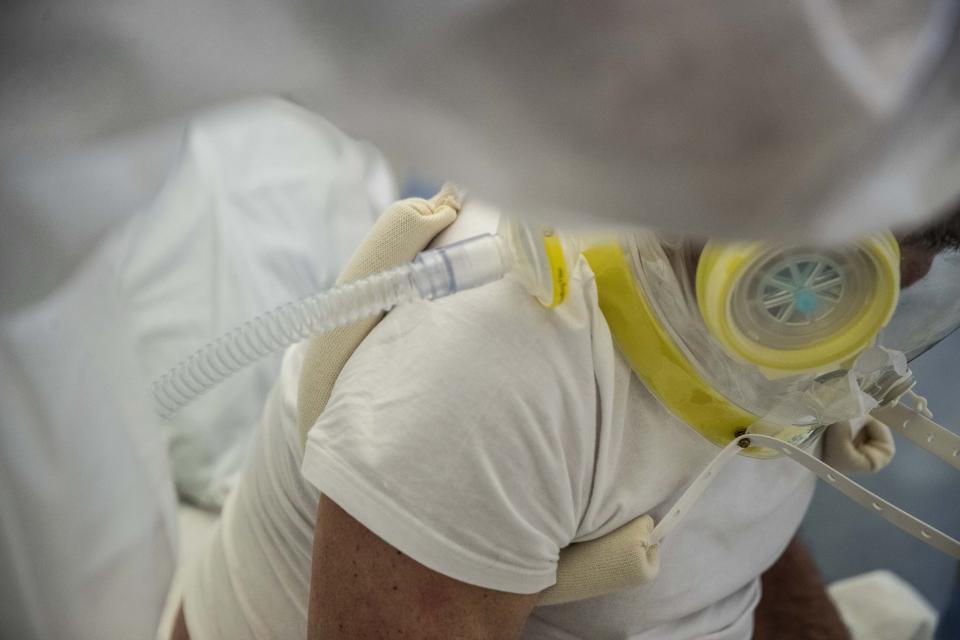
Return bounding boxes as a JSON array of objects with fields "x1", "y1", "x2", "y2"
[{"x1": 153, "y1": 234, "x2": 507, "y2": 417}]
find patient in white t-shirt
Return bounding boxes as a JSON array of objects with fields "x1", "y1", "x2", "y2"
[{"x1": 172, "y1": 205, "x2": 855, "y2": 640}]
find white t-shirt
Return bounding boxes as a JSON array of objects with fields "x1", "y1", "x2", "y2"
[{"x1": 183, "y1": 253, "x2": 815, "y2": 640}]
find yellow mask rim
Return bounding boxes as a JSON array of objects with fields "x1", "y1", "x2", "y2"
[{"x1": 696, "y1": 233, "x2": 900, "y2": 375}]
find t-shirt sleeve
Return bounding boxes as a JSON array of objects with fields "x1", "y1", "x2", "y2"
[{"x1": 301, "y1": 277, "x2": 599, "y2": 594}]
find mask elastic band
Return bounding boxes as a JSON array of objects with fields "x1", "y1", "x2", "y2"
[
  {"x1": 872, "y1": 403, "x2": 960, "y2": 470},
  {"x1": 651, "y1": 429, "x2": 960, "y2": 558}
]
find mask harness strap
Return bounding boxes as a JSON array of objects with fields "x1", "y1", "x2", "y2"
[
  {"x1": 649, "y1": 436, "x2": 746, "y2": 544},
  {"x1": 650, "y1": 418, "x2": 960, "y2": 559},
  {"x1": 872, "y1": 402, "x2": 960, "y2": 470}
]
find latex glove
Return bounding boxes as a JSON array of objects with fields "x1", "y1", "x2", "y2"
[{"x1": 822, "y1": 417, "x2": 896, "y2": 474}]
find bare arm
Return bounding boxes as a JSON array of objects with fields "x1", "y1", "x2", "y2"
[
  {"x1": 753, "y1": 537, "x2": 850, "y2": 640},
  {"x1": 308, "y1": 495, "x2": 541, "y2": 640}
]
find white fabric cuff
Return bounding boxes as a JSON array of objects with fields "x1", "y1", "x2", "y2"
[{"x1": 301, "y1": 444, "x2": 556, "y2": 595}]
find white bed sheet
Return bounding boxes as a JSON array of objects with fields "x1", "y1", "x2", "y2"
[
  {"x1": 156, "y1": 505, "x2": 220, "y2": 640},
  {"x1": 1, "y1": 96, "x2": 394, "y2": 639}
]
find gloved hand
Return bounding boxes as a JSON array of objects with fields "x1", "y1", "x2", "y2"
[
  {"x1": 296, "y1": 186, "x2": 660, "y2": 605},
  {"x1": 822, "y1": 417, "x2": 896, "y2": 474}
]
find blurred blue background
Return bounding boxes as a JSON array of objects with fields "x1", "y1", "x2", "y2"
[{"x1": 803, "y1": 328, "x2": 960, "y2": 612}]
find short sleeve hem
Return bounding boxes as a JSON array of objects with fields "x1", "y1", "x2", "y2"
[{"x1": 301, "y1": 442, "x2": 557, "y2": 595}]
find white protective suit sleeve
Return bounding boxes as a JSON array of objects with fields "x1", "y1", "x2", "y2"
[{"x1": 6, "y1": 1, "x2": 957, "y2": 241}]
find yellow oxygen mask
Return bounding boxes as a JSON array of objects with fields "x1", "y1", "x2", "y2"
[
  {"x1": 579, "y1": 227, "x2": 960, "y2": 562},
  {"x1": 580, "y1": 230, "x2": 904, "y2": 456},
  {"x1": 696, "y1": 235, "x2": 901, "y2": 376}
]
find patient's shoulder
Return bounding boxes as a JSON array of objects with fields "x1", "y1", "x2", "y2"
[
  {"x1": 352, "y1": 274, "x2": 597, "y2": 396},
  {"x1": 306, "y1": 273, "x2": 602, "y2": 588}
]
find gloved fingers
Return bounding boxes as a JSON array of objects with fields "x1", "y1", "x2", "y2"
[
  {"x1": 822, "y1": 417, "x2": 895, "y2": 474},
  {"x1": 335, "y1": 184, "x2": 462, "y2": 286}
]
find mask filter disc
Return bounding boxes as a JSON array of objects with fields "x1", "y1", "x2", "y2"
[{"x1": 697, "y1": 234, "x2": 900, "y2": 375}]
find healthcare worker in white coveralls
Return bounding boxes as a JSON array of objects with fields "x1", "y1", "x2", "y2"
[{"x1": 159, "y1": 2, "x2": 960, "y2": 639}]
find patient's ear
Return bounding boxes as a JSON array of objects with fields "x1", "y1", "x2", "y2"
[
  {"x1": 897, "y1": 203, "x2": 960, "y2": 288},
  {"x1": 899, "y1": 245, "x2": 936, "y2": 289}
]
